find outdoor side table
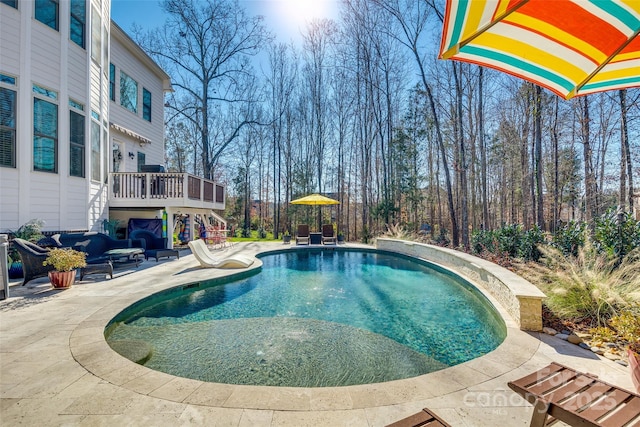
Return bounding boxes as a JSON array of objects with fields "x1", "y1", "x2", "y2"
[
  {"x1": 146, "y1": 248, "x2": 179, "y2": 262},
  {"x1": 80, "y1": 261, "x2": 113, "y2": 281},
  {"x1": 310, "y1": 232, "x2": 322, "y2": 245},
  {"x1": 104, "y1": 248, "x2": 144, "y2": 267}
]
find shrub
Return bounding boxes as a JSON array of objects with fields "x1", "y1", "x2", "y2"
[
  {"x1": 471, "y1": 229, "x2": 496, "y2": 254},
  {"x1": 593, "y1": 209, "x2": 640, "y2": 261},
  {"x1": 552, "y1": 220, "x2": 586, "y2": 257},
  {"x1": 7, "y1": 219, "x2": 45, "y2": 264},
  {"x1": 472, "y1": 224, "x2": 543, "y2": 262},
  {"x1": 515, "y1": 245, "x2": 640, "y2": 326},
  {"x1": 609, "y1": 310, "x2": 640, "y2": 343},
  {"x1": 519, "y1": 225, "x2": 545, "y2": 262},
  {"x1": 43, "y1": 248, "x2": 87, "y2": 272}
]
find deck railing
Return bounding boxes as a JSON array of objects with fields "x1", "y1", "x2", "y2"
[{"x1": 109, "y1": 172, "x2": 224, "y2": 208}]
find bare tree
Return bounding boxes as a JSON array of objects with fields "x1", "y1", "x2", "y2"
[{"x1": 138, "y1": 0, "x2": 271, "y2": 179}]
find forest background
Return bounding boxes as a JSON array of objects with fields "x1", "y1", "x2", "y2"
[{"x1": 133, "y1": 0, "x2": 639, "y2": 248}]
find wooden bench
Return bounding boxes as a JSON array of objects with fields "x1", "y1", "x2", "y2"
[
  {"x1": 386, "y1": 408, "x2": 451, "y2": 427},
  {"x1": 508, "y1": 362, "x2": 640, "y2": 427}
]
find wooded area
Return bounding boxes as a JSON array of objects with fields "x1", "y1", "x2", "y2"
[{"x1": 139, "y1": 0, "x2": 639, "y2": 246}]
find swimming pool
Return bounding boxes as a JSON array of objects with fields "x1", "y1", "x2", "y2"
[{"x1": 105, "y1": 248, "x2": 506, "y2": 387}]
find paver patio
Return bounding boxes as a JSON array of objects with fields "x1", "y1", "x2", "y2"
[{"x1": 0, "y1": 242, "x2": 634, "y2": 426}]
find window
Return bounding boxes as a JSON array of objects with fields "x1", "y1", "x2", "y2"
[
  {"x1": 142, "y1": 88, "x2": 151, "y2": 122},
  {"x1": 90, "y1": 5, "x2": 101, "y2": 64},
  {"x1": 91, "y1": 121, "x2": 101, "y2": 181},
  {"x1": 137, "y1": 152, "x2": 145, "y2": 172},
  {"x1": 33, "y1": 98, "x2": 58, "y2": 172},
  {"x1": 109, "y1": 63, "x2": 116, "y2": 101},
  {"x1": 120, "y1": 71, "x2": 137, "y2": 113},
  {"x1": 0, "y1": 87, "x2": 16, "y2": 168},
  {"x1": 0, "y1": 74, "x2": 16, "y2": 85},
  {"x1": 1, "y1": 0, "x2": 17, "y2": 9},
  {"x1": 69, "y1": 110, "x2": 85, "y2": 177},
  {"x1": 35, "y1": 0, "x2": 58, "y2": 30},
  {"x1": 70, "y1": 0, "x2": 85, "y2": 48},
  {"x1": 103, "y1": 24, "x2": 109, "y2": 76},
  {"x1": 103, "y1": 129, "x2": 108, "y2": 183}
]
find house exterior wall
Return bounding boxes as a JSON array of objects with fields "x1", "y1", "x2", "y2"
[
  {"x1": 0, "y1": 1, "x2": 174, "y2": 235},
  {"x1": 109, "y1": 24, "x2": 167, "y2": 170},
  {"x1": 0, "y1": 0, "x2": 110, "y2": 233}
]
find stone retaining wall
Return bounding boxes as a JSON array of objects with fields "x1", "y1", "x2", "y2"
[{"x1": 376, "y1": 238, "x2": 545, "y2": 331}]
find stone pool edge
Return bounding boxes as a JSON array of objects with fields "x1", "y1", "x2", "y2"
[
  {"x1": 69, "y1": 242, "x2": 540, "y2": 412},
  {"x1": 376, "y1": 238, "x2": 546, "y2": 331}
]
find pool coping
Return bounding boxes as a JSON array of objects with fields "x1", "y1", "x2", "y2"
[{"x1": 69, "y1": 242, "x2": 540, "y2": 412}]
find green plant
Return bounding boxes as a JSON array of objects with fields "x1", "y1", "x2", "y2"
[
  {"x1": 43, "y1": 248, "x2": 87, "y2": 272},
  {"x1": 609, "y1": 310, "x2": 640, "y2": 343},
  {"x1": 518, "y1": 225, "x2": 545, "y2": 261},
  {"x1": 514, "y1": 245, "x2": 640, "y2": 326},
  {"x1": 552, "y1": 220, "x2": 586, "y2": 257},
  {"x1": 589, "y1": 326, "x2": 617, "y2": 342},
  {"x1": 382, "y1": 223, "x2": 409, "y2": 240},
  {"x1": 7, "y1": 219, "x2": 45, "y2": 263},
  {"x1": 594, "y1": 209, "x2": 640, "y2": 261},
  {"x1": 472, "y1": 229, "x2": 497, "y2": 254}
]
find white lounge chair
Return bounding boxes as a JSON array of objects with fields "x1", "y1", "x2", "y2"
[{"x1": 188, "y1": 239, "x2": 254, "y2": 269}]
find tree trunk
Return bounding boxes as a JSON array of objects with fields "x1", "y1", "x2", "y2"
[{"x1": 534, "y1": 85, "x2": 544, "y2": 230}]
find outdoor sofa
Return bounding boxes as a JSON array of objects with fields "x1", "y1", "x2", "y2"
[{"x1": 52, "y1": 232, "x2": 134, "y2": 264}]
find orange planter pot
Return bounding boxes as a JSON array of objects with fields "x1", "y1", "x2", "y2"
[
  {"x1": 629, "y1": 349, "x2": 640, "y2": 393},
  {"x1": 48, "y1": 270, "x2": 76, "y2": 289}
]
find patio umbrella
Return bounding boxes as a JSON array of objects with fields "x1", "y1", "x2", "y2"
[
  {"x1": 439, "y1": 0, "x2": 640, "y2": 99},
  {"x1": 290, "y1": 194, "x2": 340, "y2": 232},
  {"x1": 290, "y1": 193, "x2": 340, "y2": 206}
]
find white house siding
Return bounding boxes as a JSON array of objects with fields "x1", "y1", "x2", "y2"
[
  {"x1": 0, "y1": 5, "x2": 21, "y2": 65},
  {"x1": 0, "y1": 3, "x2": 21, "y2": 228},
  {"x1": 0, "y1": 1, "x2": 109, "y2": 233},
  {"x1": 109, "y1": 25, "x2": 167, "y2": 167}
]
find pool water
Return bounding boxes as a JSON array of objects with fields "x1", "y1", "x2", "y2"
[{"x1": 106, "y1": 249, "x2": 506, "y2": 387}]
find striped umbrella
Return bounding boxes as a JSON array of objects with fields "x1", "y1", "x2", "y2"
[{"x1": 439, "y1": 0, "x2": 640, "y2": 99}]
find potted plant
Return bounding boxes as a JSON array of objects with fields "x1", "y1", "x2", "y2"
[
  {"x1": 283, "y1": 230, "x2": 291, "y2": 244},
  {"x1": 337, "y1": 231, "x2": 345, "y2": 244},
  {"x1": 42, "y1": 248, "x2": 87, "y2": 289},
  {"x1": 628, "y1": 342, "x2": 640, "y2": 393}
]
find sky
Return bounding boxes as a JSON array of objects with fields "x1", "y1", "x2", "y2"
[{"x1": 111, "y1": 0, "x2": 341, "y2": 45}]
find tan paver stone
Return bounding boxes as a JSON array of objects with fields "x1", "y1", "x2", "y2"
[
  {"x1": 309, "y1": 387, "x2": 354, "y2": 410},
  {"x1": 267, "y1": 387, "x2": 312, "y2": 410},
  {"x1": 223, "y1": 385, "x2": 277, "y2": 409},
  {"x1": 363, "y1": 401, "x2": 427, "y2": 427},
  {"x1": 121, "y1": 369, "x2": 174, "y2": 395},
  {"x1": 0, "y1": 397, "x2": 20, "y2": 413},
  {"x1": 148, "y1": 377, "x2": 202, "y2": 402},
  {"x1": 123, "y1": 395, "x2": 187, "y2": 415},
  {"x1": 62, "y1": 395, "x2": 133, "y2": 415},
  {"x1": 178, "y1": 404, "x2": 244, "y2": 426},
  {"x1": 1, "y1": 397, "x2": 79, "y2": 422},
  {"x1": 78, "y1": 413, "x2": 182, "y2": 426},
  {"x1": 347, "y1": 384, "x2": 397, "y2": 408},
  {"x1": 2, "y1": 360, "x2": 87, "y2": 398},
  {"x1": 100, "y1": 362, "x2": 149, "y2": 386},
  {"x1": 412, "y1": 369, "x2": 467, "y2": 396},
  {"x1": 239, "y1": 409, "x2": 274, "y2": 426},
  {"x1": 55, "y1": 373, "x2": 103, "y2": 399},
  {"x1": 183, "y1": 381, "x2": 235, "y2": 406},
  {"x1": 272, "y1": 408, "x2": 370, "y2": 427},
  {"x1": 0, "y1": 360, "x2": 53, "y2": 385},
  {"x1": 454, "y1": 405, "x2": 533, "y2": 427}
]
